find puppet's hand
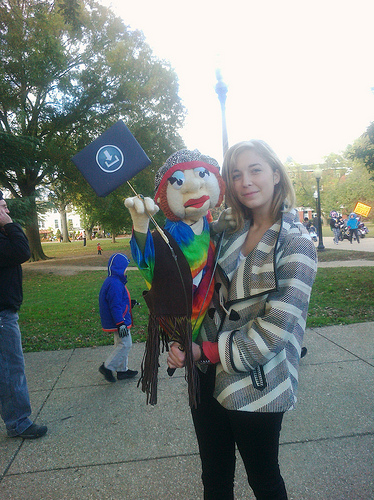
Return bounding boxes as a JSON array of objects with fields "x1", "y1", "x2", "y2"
[
  {"x1": 125, "y1": 196, "x2": 159, "y2": 233},
  {"x1": 211, "y1": 207, "x2": 236, "y2": 234}
]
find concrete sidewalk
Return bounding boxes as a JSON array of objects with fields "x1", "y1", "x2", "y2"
[
  {"x1": 319, "y1": 235, "x2": 374, "y2": 252},
  {"x1": 0, "y1": 322, "x2": 373, "y2": 499},
  {"x1": 316, "y1": 236, "x2": 374, "y2": 267}
]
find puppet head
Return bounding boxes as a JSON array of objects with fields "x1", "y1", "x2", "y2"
[{"x1": 154, "y1": 149, "x2": 225, "y2": 222}]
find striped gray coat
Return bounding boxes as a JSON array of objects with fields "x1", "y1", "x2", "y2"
[{"x1": 198, "y1": 209, "x2": 317, "y2": 412}]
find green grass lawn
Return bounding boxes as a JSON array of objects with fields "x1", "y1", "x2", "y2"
[
  {"x1": 19, "y1": 264, "x2": 374, "y2": 352},
  {"x1": 17, "y1": 236, "x2": 374, "y2": 352},
  {"x1": 316, "y1": 248, "x2": 374, "y2": 262},
  {"x1": 20, "y1": 269, "x2": 149, "y2": 352},
  {"x1": 307, "y1": 267, "x2": 374, "y2": 327},
  {"x1": 40, "y1": 236, "x2": 132, "y2": 259}
]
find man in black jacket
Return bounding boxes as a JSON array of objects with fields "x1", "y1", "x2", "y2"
[{"x1": 0, "y1": 191, "x2": 47, "y2": 439}]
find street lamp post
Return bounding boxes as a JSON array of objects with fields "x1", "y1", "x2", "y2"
[
  {"x1": 313, "y1": 190, "x2": 318, "y2": 212},
  {"x1": 215, "y1": 69, "x2": 229, "y2": 157},
  {"x1": 314, "y1": 168, "x2": 325, "y2": 251}
]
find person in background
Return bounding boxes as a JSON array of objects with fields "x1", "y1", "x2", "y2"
[
  {"x1": 312, "y1": 215, "x2": 319, "y2": 235},
  {"x1": 329, "y1": 210, "x2": 340, "y2": 245},
  {"x1": 97, "y1": 242, "x2": 102, "y2": 255},
  {"x1": 336, "y1": 214, "x2": 345, "y2": 241},
  {"x1": 168, "y1": 140, "x2": 317, "y2": 499},
  {"x1": 0, "y1": 191, "x2": 48, "y2": 439},
  {"x1": 346, "y1": 213, "x2": 360, "y2": 244},
  {"x1": 302, "y1": 216, "x2": 311, "y2": 231},
  {"x1": 98, "y1": 253, "x2": 138, "y2": 382}
]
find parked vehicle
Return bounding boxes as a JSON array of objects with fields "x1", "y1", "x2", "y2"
[
  {"x1": 339, "y1": 225, "x2": 350, "y2": 241},
  {"x1": 357, "y1": 222, "x2": 369, "y2": 239},
  {"x1": 340, "y1": 223, "x2": 368, "y2": 241}
]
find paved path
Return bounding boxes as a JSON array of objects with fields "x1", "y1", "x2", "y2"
[
  {"x1": 315, "y1": 235, "x2": 374, "y2": 252},
  {"x1": 313, "y1": 236, "x2": 374, "y2": 267},
  {"x1": 0, "y1": 322, "x2": 373, "y2": 499},
  {"x1": 22, "y1": 236, "x2": 374, "y2": 275},
  {"x1": 2, "y1": 237, "x2": 374, "y2": 498}
]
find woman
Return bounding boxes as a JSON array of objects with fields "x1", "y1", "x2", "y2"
[{"x1": 167, "y1": 140, "x2": 317, "y2": 499}]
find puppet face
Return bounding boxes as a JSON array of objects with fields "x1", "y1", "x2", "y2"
[
  {"x1": 154, "y1": 150, "x2": 225, "y2": 222},
  {"x1": 160, "y1": 166, "x2": 221, "y2": 224}
]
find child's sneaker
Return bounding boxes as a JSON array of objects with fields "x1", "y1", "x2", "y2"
[
  {"x1": 117, "y1": 369, "x2": 138, "y2": 380},
  {"x1": 99, "y1": 363, "x2": 116, "y2": 383}
]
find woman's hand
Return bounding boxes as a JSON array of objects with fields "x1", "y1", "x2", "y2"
[{"x1": 167, "y1": 342, "x2": 202, "y2": 369}]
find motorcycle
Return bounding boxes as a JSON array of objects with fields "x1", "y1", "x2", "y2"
[
  {"x1": 339, "y1": 225, "x2": 350, "y2": 241},
  {"x1": 340, "y1": 223, "x2": 368, "y2": 241},
  {"x1": 357, "y1": 222, "x2": 369, "y2": 238}
]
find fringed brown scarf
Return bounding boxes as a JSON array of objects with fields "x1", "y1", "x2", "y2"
[{"x1": 138, "y1": 229, "x2": 199, "y2": 408}]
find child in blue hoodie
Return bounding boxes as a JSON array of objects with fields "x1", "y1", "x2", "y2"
[{"x1": 98, "y1": 253, "x2": 138, "y2": 382}]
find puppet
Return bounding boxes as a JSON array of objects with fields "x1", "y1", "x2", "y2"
[{"x1": 125, "y1": 149, "x2": 225, "y2": 406}]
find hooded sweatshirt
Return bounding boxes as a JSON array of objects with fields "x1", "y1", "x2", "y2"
[
  {"x1": 99, "y1": 253, "x2": 132, "y2": 331},
  {"x1": 0, "y1": 222, "x2": 31, "y2": 311}
]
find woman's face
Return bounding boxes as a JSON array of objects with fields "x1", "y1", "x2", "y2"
[{"x1": 231, "y1": 149, "x2": 280, "y2": 216}]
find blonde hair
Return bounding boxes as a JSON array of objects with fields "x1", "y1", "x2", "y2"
[{"x1": 222, "y1": 140, "x2": 296, "y2": 230}]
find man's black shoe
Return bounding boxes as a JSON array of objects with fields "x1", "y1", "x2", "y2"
[
  {"x1": 99, "y1": 363, "x2": 116, "y2": 383},
  {"x1": 117, "y1": 369, "x2": 138, "y2": 380},
  {"x1": 301, "y1": 347, "x2": 308, "y2": 358},
  {"x1": 14, "y1": 423, "x2": 48, "y2": 439}
]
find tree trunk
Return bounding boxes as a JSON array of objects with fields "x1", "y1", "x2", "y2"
[
  {"x1": 112, "y1": 234, "x2": 116, "y2": 243},
  {"x1": 25, "y1": 198, "x2": 48, "y2": 261},
  {"x1": 59, "y1": 207, "x2": 70, "y2": 243}
]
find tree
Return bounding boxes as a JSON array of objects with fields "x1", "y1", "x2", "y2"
[
  {"x1": 286, "y1": 162, "x2": 317, "y2": 209},
  {"x1": 315, "y1": 153, "x2": 350, "y2": 217},
  {"x1": 0, "y1": 0, "x2": 185, "y2": 260},
  {"x1": 74, "y1": 188, "x2": 132, "y2": 242},
  {"x1": 48, "y1": 179, "x2": 72, "y2": 243},
  {"x1": 348, "y1": 122, "x2": 374, "y2": 177},
  {"x1": 311, "y1": 151, "x2": 374, "y2": 221},
  {"x1": 337, "y1": 160, "x2": 374, "y2": 219},
  {"x1": 287, "y1": 154, "x2": 359, "y2": 220}
]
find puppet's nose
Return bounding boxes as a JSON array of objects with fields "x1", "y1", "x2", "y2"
[{"x1": 182, "y1": 174, "x2": 202, "y2": 193}]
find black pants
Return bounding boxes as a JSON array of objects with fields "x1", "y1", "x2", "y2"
[
  {"x1": 191, "y1": 367, "x2": 288, "y2": 500},
  {"x1": 349, "y1": 228, "x2": 360, "y2": 243}
]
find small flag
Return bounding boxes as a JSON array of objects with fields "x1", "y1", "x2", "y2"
[
  {"x1": 354, "y1": 202, "x2": 371, "y2": 218},
  {"x1": 71, "y1": 120, "x2": 151, "y2": 197}
]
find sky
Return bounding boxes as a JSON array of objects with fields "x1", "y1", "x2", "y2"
[{"x1": 100, "y1": 0, "x2": 374, "y2": 166}]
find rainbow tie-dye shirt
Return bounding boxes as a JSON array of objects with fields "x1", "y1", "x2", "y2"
[{"x1": 130, "y1": 216, "x2": 215, "y2": 340}]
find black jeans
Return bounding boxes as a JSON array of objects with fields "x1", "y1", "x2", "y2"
[
  {"x1": 349, "y1": 228, "x2": 360, "y2": 243},
  {"x1": 191, "y1": 366, "x2": 288, "y2": 500}
]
